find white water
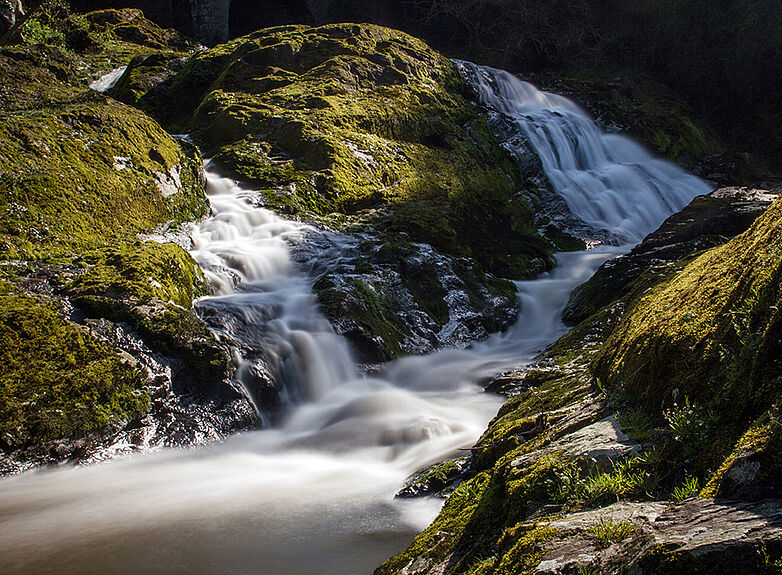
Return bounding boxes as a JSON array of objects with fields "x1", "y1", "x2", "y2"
[
  {"x1": 89, "y1": 66, "x2": 127, "y2": 93},
  {"x1": 458, "y1": 62, "x2": 712, "y2": 242},
  {"x1": 0, "y1": 64, "x2": 710, "y2": 574}
]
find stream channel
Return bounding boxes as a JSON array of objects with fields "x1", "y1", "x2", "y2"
[{"x1": 0, "y1": 64, "x2": 710, "y2": 574}]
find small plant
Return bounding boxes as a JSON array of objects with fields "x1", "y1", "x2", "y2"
[
  {"x1": 616, "y1": 408, "x2": 656, "y2": 442},
  {"x1": 589, "y1": 516, "x2": 635, "y2": 549},
  {"x1": 578, "y1": 563, "x2": 598, "y2": 575},
  {"x1": 671, "y1": 476, "x2": 700, "y2": 503},
  {"x1": 664, "y1": 397, "x2": 707, "y2": 448},
  {"x1": 758, "y1": 543, "x2": 782, "y2": 574},
  {"x1": 550, "y1": 455, "x2": 655, "y2": 506},
  {"x1": 457, "y1": 478, "x2": 485, "y2": 501}
]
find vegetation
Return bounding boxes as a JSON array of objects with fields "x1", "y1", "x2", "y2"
[
  {"x1": 595, "y1": 198, "x2": 782, "y2": 474},
  {"x1": 0, "y1": 6, "x2": 224, "y2": 450},
  {"x1": 122, "y1": 23, "x2": 556, "y2": 280},
  {"x1": 588, "y1": 516, "x2": 635, "y2": 550}
]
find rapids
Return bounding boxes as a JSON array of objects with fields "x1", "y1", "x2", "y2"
[
  {"x1": 457, "y1": 62, "x2": 712, "y2": 243},
  {"x1": 0, "y1": 64, "x2": 710, "y2": 574}
]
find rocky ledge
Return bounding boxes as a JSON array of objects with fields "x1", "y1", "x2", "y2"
[{"x1": 378, "y1": 190, "x2": 782, "y2": 574}]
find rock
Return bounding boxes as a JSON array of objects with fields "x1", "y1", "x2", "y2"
[
  {"x1": 512, "y1": 415, "x2": 640, "y2": 471},
  {"x1": 529, "y1": 498, "x2": 782, "y2": 574},
  {"x1": 0, "y1": 0, "x2": 22, "y2": 43},
  {"x1": 0, "y1": 13, "x2": 257, "y2": 472},
  {"x1": 304, "y1": 234, "x2": 519, "y2": 362},
  {"x1": 630, "y1": 498, "x2": 782, "y2": 574},
  {"x1": 564, "y1": 187, "x2": 778, "y2": 325},
  {"x1": 125, "y1": 23, "x2": 555, "y2": 282},
  {"x1": 533, "y1": 501, "x2": 667, "y2": 574},
  {"x1": 397, "y1": 457, "x2": 471, "y2": 498}
]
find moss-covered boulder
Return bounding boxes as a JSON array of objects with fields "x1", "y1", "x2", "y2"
[
  {"x1": 0, "y1": 289, "x2": 148, "y2": 450},
  {"x1": 130, "y1": 23, "x2": 554, "y2": 280},
  {"x1": 0, "y1": 11, "x2": 245, "y2": 459},
  {"x1": 379, "y1": 190, "x2": 782, "y2": 574},
  {"x1": 594, "y1": 197, "x2": 782, "y2": 473},
  {"x1": 564, "y1": 187, "x2": 779, "y2": 325},
  {"x1": 65, "y1": 242, "x2": 231, "y2": 394}
]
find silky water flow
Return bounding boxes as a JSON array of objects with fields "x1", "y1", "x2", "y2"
[{"x1": 0, "y1": 63, "x2": 711, "y2": 575}]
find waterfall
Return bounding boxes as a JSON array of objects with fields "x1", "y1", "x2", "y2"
[
  {"x1": 189, "y1": 171, "x2": 356, "y2": 414},
  {"x1": 0, "y1": 64, "x2": 712, "y2": 575},
  {"x1": 457, "y1": 61, "x2": 712, "y2": 243}
]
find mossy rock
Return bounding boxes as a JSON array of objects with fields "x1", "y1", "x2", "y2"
[
  {"x1": 66, "y1": 242, "x2": 232, "y2": 395},
  {"x1": 0, "y1": 292, "x2": 149, "y2": 449},
  {"x1": 134, "y1": 23, "x2": 553, "y2": 279},
  {"x1": 594, "y1": 197, "x2": 782, "y2": 472},
  {"x1": 0, "y1": 22, "x2": 226, "y2": 451},
  {"x1": 0, "y1": 69, "x2": 208, "y2": 260},
  {"x1": 68, "y1": 242, "x2": 206, "y2": 309}
]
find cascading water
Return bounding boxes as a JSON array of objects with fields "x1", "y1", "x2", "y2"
[
  {"x1": 188, "y1": 174, "x2": 356, "y2": 415},
  {"x1": 457, "y1": 62, "x2": 712, "y2": 243},
  {"x1": 0, "y1": 63, "x2": 711, "y2": 575}
]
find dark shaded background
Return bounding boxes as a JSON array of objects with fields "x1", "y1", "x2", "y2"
[{"x1": 66, "y1": 0, "x2": 782, "y2": 174}]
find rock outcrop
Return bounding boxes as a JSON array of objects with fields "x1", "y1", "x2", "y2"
[
  {"x1": 0, "y1": 8, "x2": 255, "y2": 473},
  {"x1": 378, "y1": 192, "x2": 782, "y2": 574}
]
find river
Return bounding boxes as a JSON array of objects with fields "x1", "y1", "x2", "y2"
[{"x1": 0, "y1": 64, "x2": 710, "y2": 575}]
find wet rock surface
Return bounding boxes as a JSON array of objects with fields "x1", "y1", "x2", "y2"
[
  {"x1": 563, "y1": 187, "x2": 778, "y2": 325},
  {"x1": 296, "y1": 231, "x2": 518, "y2": 362}
]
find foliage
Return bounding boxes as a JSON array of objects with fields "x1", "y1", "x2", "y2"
[
  {"x1": 589, "y1": 516, "x2": 635, "y2": 550},
  {"x1": 616, "y1": 408, "x2": 656, "y2": 443},
  {"x1": 663, "y1": 398, "x2": 708, "y2": 455},
  {"x1": 671, "y1": 476, "x2": 700, "y2": 504}
]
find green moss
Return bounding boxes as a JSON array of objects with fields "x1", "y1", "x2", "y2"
[
  {"x1": 133, "y1": 23, "x2": 553, "y2": 279},
  {"x1": 62, "y1": 242, "x2": 230, "y2": 393},
  {"x1": 0, "y1": 19, "x2": 219, "y2": 447},
  {"x1": 0, "y1": 293, "x2": 148, "y2": 447},
  {"x1": 68, "y1": 242, "x2": 204, "y2": 309},
  {"x1": 0, "y1": 82, "x2": 207, "y2": 261},
  {"x1": 594, "y1": 198, "x2": 782, "y2": 471},
  {"x1": 702, "y1": 411, "x2": 782, "y2": 497},
  {"x1": 489, "y1": 523, "x2": 559, "y2": 575},
  {"x1": 345, "y1": 277, "x2": 408, "y2": 357}
]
